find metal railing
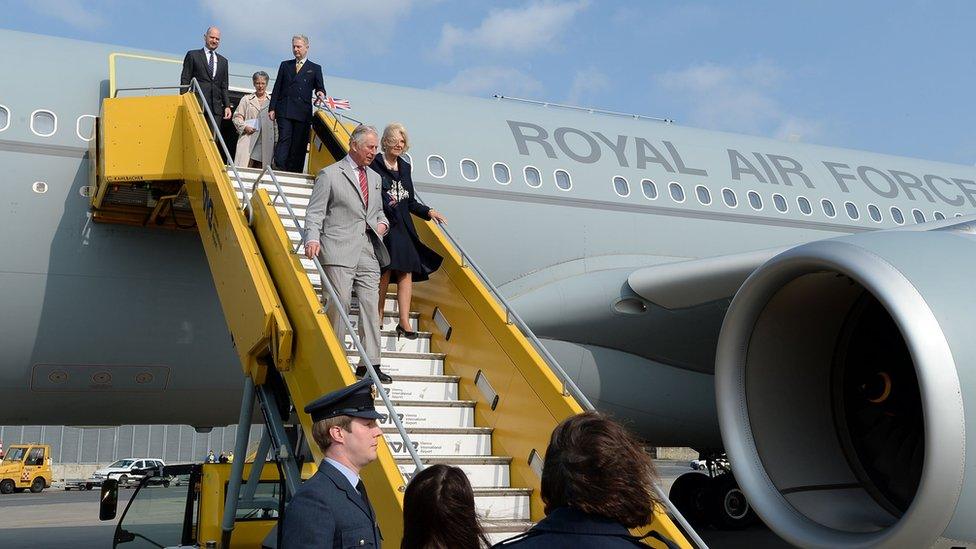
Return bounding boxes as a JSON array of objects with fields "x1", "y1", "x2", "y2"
[
  {"x1": 314, "y1": 105, "x2": 707, "y2": 549},
  {"x1": 492, "y1": 94, "x2": 675, "y2": 124},
  {"x1": 248, "y1": 166, "x2": 426, "y2": 473}
]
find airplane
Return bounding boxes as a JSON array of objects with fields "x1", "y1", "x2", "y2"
[{"x1": 1, "y1": 27, "x2": 974, "y2": 548}]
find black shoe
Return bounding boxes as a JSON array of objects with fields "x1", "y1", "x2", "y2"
[
  {"x1": 355, "y1": 365, "x2": 393, "y2": 384},
  {"x1": 395, "y1": 323, "x2": 419, "y2": 341}
]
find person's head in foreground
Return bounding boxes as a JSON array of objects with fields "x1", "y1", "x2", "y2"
[{"x1": 402, "y1": 463, "x2": 489, "y2": 549}]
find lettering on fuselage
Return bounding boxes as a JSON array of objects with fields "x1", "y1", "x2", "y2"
[{"x1": 508, "y1": 120, "x2": 976, "y2": 208}]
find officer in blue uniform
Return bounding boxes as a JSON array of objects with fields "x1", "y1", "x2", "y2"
[{"x1": 281, "y1": 379, "x2": 384, "y2": 548}]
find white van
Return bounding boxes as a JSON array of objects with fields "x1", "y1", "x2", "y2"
[{"x1": 90, "y1": 458, "x2": 165, "y2": 485}]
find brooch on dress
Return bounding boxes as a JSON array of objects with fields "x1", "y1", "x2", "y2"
[{"x1": 387, "y1": 180, "x2": 410, "y2": 206}]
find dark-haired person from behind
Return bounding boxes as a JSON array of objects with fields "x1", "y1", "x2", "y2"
[
  {"x1": 402, "y1": 464, "x2": 490, "y2": 549},
  {"x1": 493, "y1": 411, "x2": 680, "y2": 549}
]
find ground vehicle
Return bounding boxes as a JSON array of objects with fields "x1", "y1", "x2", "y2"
[
  {"x1": 91, "y1": 458, "x2": 166, "y2": 487},
  {"x1": 0, "y1": 444, "x2": 52, "y2": 494},
  {"x1": 100, "y1": 462, "x2": 309, "y2": 548}
]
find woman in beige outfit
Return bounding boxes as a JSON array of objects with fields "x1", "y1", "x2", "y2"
[{"x1": 232, "y1": 71, "x2": 276, "y2": 168}]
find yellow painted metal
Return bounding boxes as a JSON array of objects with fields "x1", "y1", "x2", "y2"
[
  {"x1": 249, "y1": 188, "x2": 410, "y2": 545},
  {"x1": 107, "y1": 52, "x2": 182, "y2": 99},
  {"x1": 307, "y1": 110, "x2": 357, "y2": 175},
  {"x1": 196, "y1": 461, "x2": 316, "y2": 548},
  {"x1": 0, "y1": 444, "x2": 52, "y2": 491},
  {"x1": 177, "y1": 93, "x2": 294, "y2": 376},
  {"x1": 411, "y1": 219, "x2": 692, "y2": 548}
]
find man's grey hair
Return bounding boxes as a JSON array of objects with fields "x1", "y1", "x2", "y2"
[
  {"x1": 252, "y1": 71, "x2": 270, "y2": 83},
  {"x1": 292, "y1": 34, "x2": 309, "y2": 46},
  {"x1": 349, "y1": 125, "x2": 379, "y2": 147},
  {"x1": 205, "y1": 26, "x2": 219, "y2": 36}
]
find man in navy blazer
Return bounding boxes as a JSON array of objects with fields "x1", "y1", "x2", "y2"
[
  {"x1": 269, "y1": 34, "x2": 326, "y2": 173},
  {"x1": 180, "y1": 26, "x2": 231, "y2": 121},
  {"x1": 281, "y1": 380, "x2": 383, "y2": 548}
]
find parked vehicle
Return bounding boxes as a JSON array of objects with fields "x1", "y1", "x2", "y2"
[
  {"x1": 90, "y1": 458, "x2": 166, "y2": 487},
  {"x1": 0, "y1": 443, "x2": 52, "y2": 494}
]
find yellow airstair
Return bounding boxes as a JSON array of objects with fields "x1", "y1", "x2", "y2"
[{"x1": 90, "y1": 73, "x2": 702, "y2": 548}]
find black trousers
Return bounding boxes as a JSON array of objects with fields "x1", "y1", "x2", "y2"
[{"x1": 274, "y1": 117, "x2": 311, "y2": 173}]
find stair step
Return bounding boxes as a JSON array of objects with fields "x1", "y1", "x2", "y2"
[
  {"x1": 473, "y1": 488, "x2": 532, "y2": 521},
  {"x1": 375, "y1": 375, "x2": 459, "y2": 401},
  {"x1": 345, "y1": 332, "x2": 431, "y2": 354},
  {"x1": 347, "y1": 352, "x2": 444, "y2": 376},
  {"x1": 383, "y1": 427, "x2": 491, "y2": 456},
  {"x1": 348, "y1": 313, "x2": 418, "y2": 332},
  {"x1": 484, "y1": 521, "x2": 535, "y2": 545},
  {"x1": 378, "y1": 400, "x2": 475, "y2": 428},
  {"x1": 395, "y1": 456, "x2": 511, "y2": 487}
]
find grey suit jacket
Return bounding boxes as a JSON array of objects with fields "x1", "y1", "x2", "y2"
[
  {"x1": 280, "y1": 460, "x2": 381, "y2": 548},
  {"x1": 304, "y1": 157, "x2": 390, "y2": 268}
]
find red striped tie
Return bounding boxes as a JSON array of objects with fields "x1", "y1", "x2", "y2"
[{"x1": 357, "y1": 166, "x2": 369, "y2": 207}]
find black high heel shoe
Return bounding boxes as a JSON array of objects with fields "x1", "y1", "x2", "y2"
[{"x1": 395, "y1": 323, "x2": 419, "y2": 341}]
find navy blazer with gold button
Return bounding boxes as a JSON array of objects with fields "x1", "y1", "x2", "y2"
[{"x1": 269, "y1": 58, "x2": 326, "y2": 123}]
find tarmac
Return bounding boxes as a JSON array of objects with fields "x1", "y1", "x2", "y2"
[{"x1": 0, "y1": 461, "x2": 794, "y2": 548}]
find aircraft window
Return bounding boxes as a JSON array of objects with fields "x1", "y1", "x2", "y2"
[
  {"x1": 402, "y1": 153, "x2": 412, "y2": 165},
  {"x1": 554, "y1": 169, "x2": 572, "y2": 191},
  {"x1": 912, "y1": 209, "x2": 926, "y2": 223},
  {"x1": 613, "y1": 176, "x2": 630, "y2": 197},
  {"x1": 934, "y1": 211, "x2": 946, "y2": 220},
  {"x1": 722, "y1": 188, "x2": 737, "y2": 208},
  {"x1": 524, "y1": 166, "x2": 542, "y2": 188},
  {"x1": 641, "y1": 179, "x2": 658, "y2": 200},
  {"x1": 427, "y1": 155, "x2": 447, "y2": 178},
  {"x1": 845, "y1": 202, "x2": 859, "y2": 220},
  {"x1": 76, "y1": 115, "x2": 96, "y2": 142},
  {"x1": 492, "y1": 162, "x2": 511, "y2": 185},
  {"x1": 890, "y1": 206, "x2": 905, "y2": 225},
  {"x1": 0, "y1": 104, "x2": 9, "y2": 132},
  {"x1": 460, "y1": 159, "x2": 479, "y2": 182},
  {"x1": 695, "y1": 185, "x2": 711, "y2": 205},
  {"x1": 772, "y1": 193, "x2": 788, "y2": 213},
  {"x1": 30, "y1": 109, "x2": 57, "y2": 137},
  {"x1": 868, "y1": 204, "x2": 882, "y2": 223},
  {"x1": 955, "y1": 213, "x2": 963, "y2": 217},
  {"x1": 747, "y1": 191, "x2": 763, "y2": 210},
  {"x1": 821, "y1": 199, "x2": 836, "y2": 218},
  {"x1": 797, "y1": 196, "x2": 812, "y2": 215},
  {"x1": 669, "y1": 182, "x2": 685, "y2": 203}
]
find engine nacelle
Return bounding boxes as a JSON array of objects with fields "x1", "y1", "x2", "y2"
[{"x1": 716, "y1": 225, "x2": 976, "y2": 548}]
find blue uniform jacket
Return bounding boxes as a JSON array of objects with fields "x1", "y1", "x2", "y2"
[
  {"x1": 281, "y1": 460, "x2": 381, "y2": 548},
  {"x1": 492, "y1": 507, "x2": 679, "y2": 549},
  {"x1": 269, "y1": 58, "x2": 326, "y2": 122}
]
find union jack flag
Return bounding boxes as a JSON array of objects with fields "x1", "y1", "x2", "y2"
[{"x1": 325, "y1": 96, "x2": 351, "y2": 111}]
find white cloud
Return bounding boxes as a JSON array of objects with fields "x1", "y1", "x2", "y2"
[
  {"x1": 435, "y1": 1, "x2": 588, "y2": 59},
  {"x1": 433, "y1": 66, "x2": 543, "y2": 98},
  {"x1": 565, "y1": 68, "x2": 610, "y2": 106},
  {"x1": 30, "y1": 0, "x2": 105, "y2": 30},
  {"x1": 202, "y1": 0, "x2": 431, "y2": 62},
  {"x1": 656, "y1": 61, "x2": 822, "y2": 141}
]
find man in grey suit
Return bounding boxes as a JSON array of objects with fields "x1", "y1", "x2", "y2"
[
  {"x1": 281, "y1": 379, "x2": 384, "y2": 547},
  {"x1": 304, "y1": 125, "x2": 393, "y2": 383}
]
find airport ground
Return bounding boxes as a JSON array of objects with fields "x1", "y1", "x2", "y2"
[{"x1": 0, "y1": 461, "x2": 792, "y2": 548}]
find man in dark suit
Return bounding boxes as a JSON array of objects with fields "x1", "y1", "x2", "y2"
[
  {"x1": 269, "y1": 34, "x2": 326, "y2": 173},
  {"x1": 180, "y1": 26, "x2": 232, "y2": 122},
  {"x1": 281, "y1": 379, "x2": 383, "y2": 548}
]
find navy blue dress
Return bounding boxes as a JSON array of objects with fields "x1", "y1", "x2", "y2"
[
  {"x1": 370, "y1": 155, "x2": 442, "y2": 281},
  {"x1": 492, "y1": 507, "x2": 680, "y2": 549}
]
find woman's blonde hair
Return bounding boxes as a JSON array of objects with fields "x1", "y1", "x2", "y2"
[{"x1": 382, "y1": 123, "x2": 410, "y2": 153}]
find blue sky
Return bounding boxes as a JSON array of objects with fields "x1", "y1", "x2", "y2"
[{"x1": 4, "y1": 0, "x2": 976, "y2": 165}]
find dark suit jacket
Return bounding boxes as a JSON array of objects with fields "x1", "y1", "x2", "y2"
[
  {"x1": 281, "y1": 460, "x2": 380, "y2": 548},
  {"x1": 269, "y1": 58, "x2": 326, "y2": 122},
  {"x1": 180, "y1": 48, "x2": 230, "y2": 117}
]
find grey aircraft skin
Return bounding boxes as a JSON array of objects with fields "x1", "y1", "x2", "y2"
[{"x1": 2, "y1": 29, "x2": 975, "y2": 547}]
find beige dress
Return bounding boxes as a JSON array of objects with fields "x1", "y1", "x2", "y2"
[{"x1": 232, "y1": 93, "x2": 276, "y2": 167}]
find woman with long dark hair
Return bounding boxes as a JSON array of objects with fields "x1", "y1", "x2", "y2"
[{"x1": 402, "y1": 464, "x2": 489, "y2": 549}]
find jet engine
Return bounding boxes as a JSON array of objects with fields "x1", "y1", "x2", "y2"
[{"x1": 715, "y1": 223, "x2": 976, "y2": 548}]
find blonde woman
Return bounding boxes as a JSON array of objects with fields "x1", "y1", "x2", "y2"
[
  {"x1": 370, "y1": 123, "x2": 447, "y2": 339},
  {"x1": 232, "y1": 71, "x2": 276, "y2": 168}
]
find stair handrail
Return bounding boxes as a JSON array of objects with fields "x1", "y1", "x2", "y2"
[
  {"x1": 315, "y1": 105, "x2": 708, "y2": 549},
  {"x1": 250, "y1": 165, "x2": 426, "y2": 474}
]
